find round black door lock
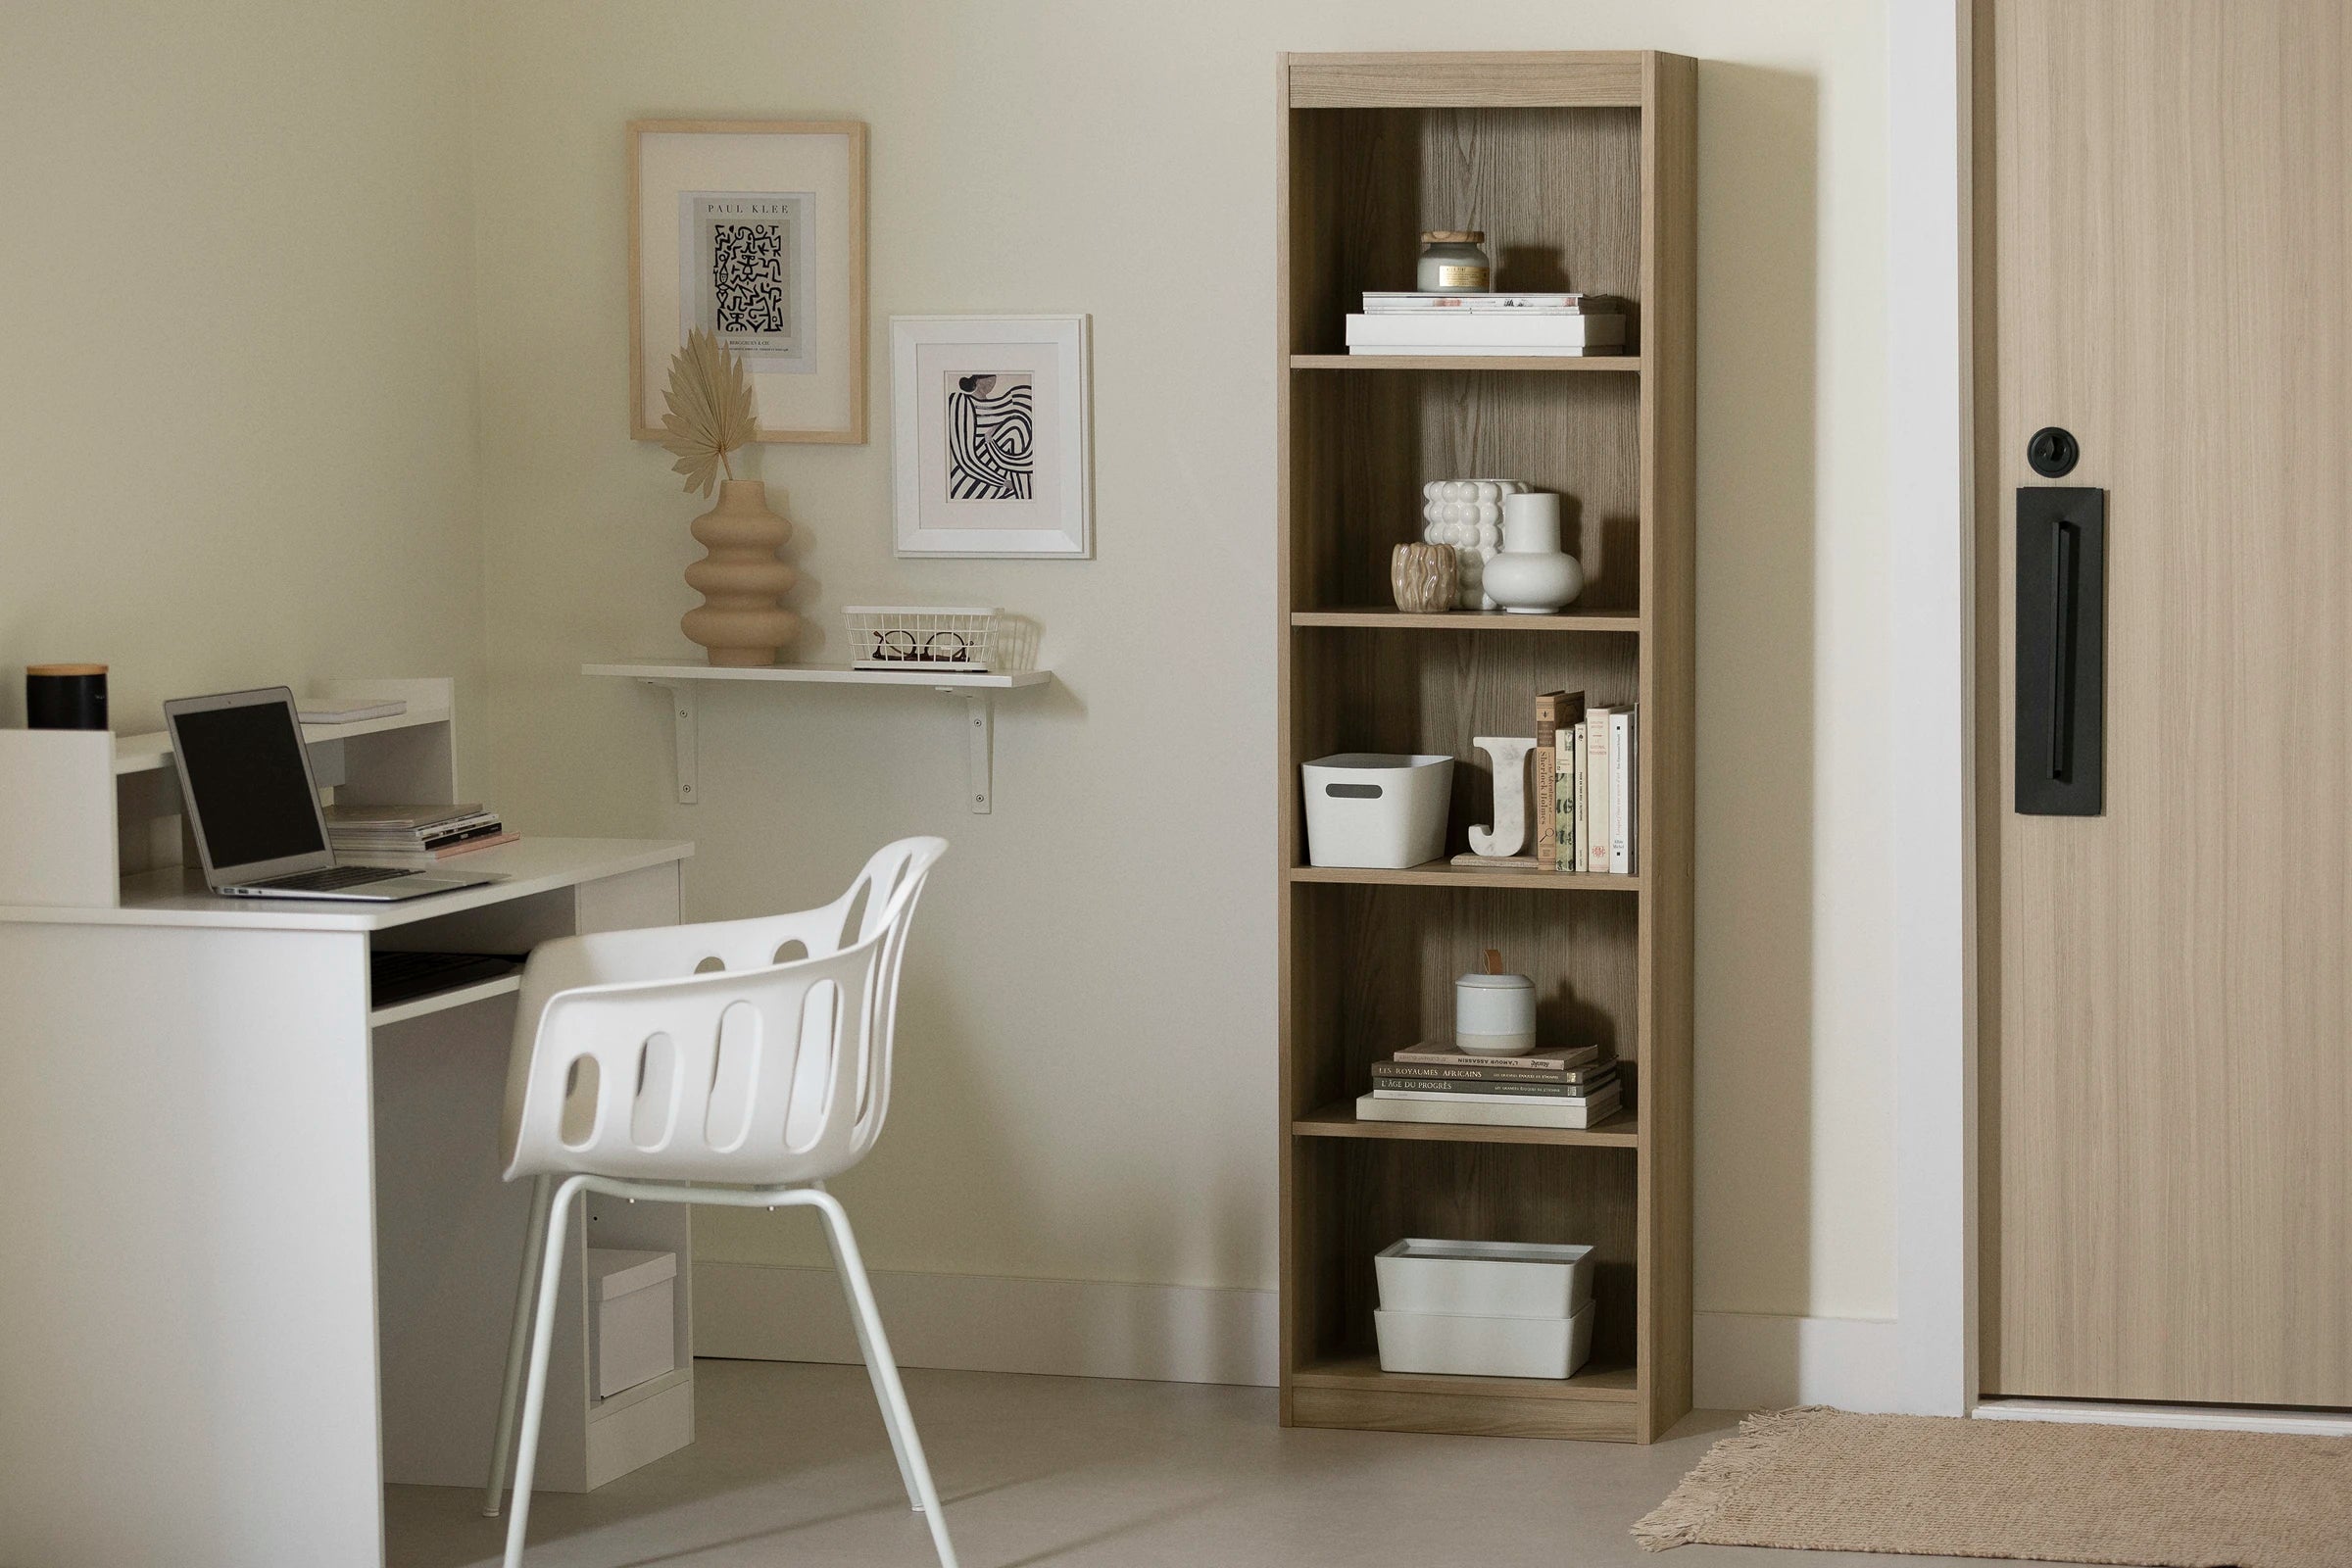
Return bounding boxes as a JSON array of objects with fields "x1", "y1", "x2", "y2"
[{"x1": 2028, "y1": 425, "x2": 2080, "y2": 478}]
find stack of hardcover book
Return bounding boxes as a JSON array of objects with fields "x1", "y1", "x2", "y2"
[
  {"x1": 322, "y1": 802, "x2": 515, "y2": 868},
  {"x1": 1345, "y1": 291, "x2": 1630, "y2": 357},
  {"x1": 1354, "y1": 1041, "x2": 1622, "y2": 1130}
]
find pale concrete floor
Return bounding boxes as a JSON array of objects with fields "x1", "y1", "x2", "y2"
[{"x1": 387, "y1": 1358, "x2": 2063, "y2": 1568}]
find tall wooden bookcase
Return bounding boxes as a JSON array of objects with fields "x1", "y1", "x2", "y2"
[{"x1": 1276, "y1": 51, "x2": 1695, "y2": 1444}]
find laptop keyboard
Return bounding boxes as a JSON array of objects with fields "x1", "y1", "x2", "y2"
[{"x1": 256, "y1": 864, "x2": 411, "y2": 893}]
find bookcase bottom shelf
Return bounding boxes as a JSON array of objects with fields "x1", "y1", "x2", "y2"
[{"x1": 1287, "y1": 1356, "x2": 1642, "y2": 1442}]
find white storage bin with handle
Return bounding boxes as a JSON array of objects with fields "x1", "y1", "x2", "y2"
[
  {"x1": 1375, "y1": 1298, "x2": 1594, "y2": 1379},
  {"x1": 1300, "y1": 753, "x2": 1453, "y2": 868},
  {"x1": 1375, "y1": 1239, "x2": 1593, "y2": 1318},
  {"x1": 586, "y1": 1248, "x2": 677, "y2": 1398}
]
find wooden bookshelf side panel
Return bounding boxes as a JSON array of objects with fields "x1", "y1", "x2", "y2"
[
  {"x1": 1290, "y1": 369, "x2": 1642, "y2": 614},
  {"x1": 1282, "y1": 105, "x2": 1642, "y2": 358},
  {"x1": 1290, "y1": 627, "x2": 1641, "y2": 855},
  {"x1": 1290, "y1": 881, "x2": 1639, "y2": 1119},
  {"x1": 1294, "y1": 1138, "x2": 1640, "y2": 1377}
]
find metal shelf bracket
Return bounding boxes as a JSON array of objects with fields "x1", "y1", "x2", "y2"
[
  {"x1": 636, "y1": 679, "x2": 700, "y2": 805},
  {"x1": 953, "y1": 689, "x2": 995, "y2": 815}
]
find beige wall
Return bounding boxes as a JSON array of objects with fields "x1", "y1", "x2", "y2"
[
  {"x1": 0, "y1": 0, "x2": 1891, "y2": 1324},
  {"x1": 0, "y1": 1, "x2": 486, "y2": 746},
  {"x1": 467, "y1": 2, "x2": 1893, "y2": 1321}
]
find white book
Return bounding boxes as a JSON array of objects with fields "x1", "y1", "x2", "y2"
[
  {"x1": 1344, "y1": 313, "x2": 1628, "y2": 350},
  {"x1": 1571, "y1": 721, "x2": 1589, "y2": 871},
  {"x1": 1362, "y1": 291, "x2": 1628, "y2": 314},
  {"x1": 1354, "y1": 1087, "x2": 1621, "y2": 1131},
  {"x1": 1585, "y1": 710, "x2": 1612, "y2": 873},
  {"x1": 1610, "y1": 707, "x2": 1637, "y2": 875}
]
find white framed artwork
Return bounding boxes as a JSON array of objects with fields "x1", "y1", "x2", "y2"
[
  {"x1": 630, "y1": 120, "x2": 867, "y2": 444},
  {"x1": 890, "y1": 315, "x2": 1092, "y2": 559}
]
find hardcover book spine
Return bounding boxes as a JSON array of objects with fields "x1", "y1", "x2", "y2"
[
  {"x1": 1571, "y1": 721, "x2": 1589, "y2": 870},
  {"x1": 1610, "y1": 707, "x2": 1637, "y2": 875},
  {"x1": 1585, "y1": 710, "x2": 1612, "y2": 874},
  {"x1": 1532, "y1": 691, "x2": 1568, "y2": 871}
]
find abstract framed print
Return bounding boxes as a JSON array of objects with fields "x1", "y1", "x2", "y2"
[
  {"x1": 630, "y1": 121, "x2": 867, "y2": 444},
  {"x1": 891, "y1": 316, "x2": 1092, "y2": 559}
]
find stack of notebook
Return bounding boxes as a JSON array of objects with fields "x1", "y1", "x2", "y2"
[
  {"x1": 322, "y1": 802, "x2": 514, "y2": 868},
  {"x1": 1354, "y1": 1041, "x2": 1622, "y2": 1129}
]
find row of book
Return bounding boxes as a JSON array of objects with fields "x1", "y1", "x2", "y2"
[
  {"x1": 1538, "y1": 690, "x2": 1637, "y2": 875},
  {"x1": 1346, "y1": 291, "x2": 1630, "y2": 357},
  {"x1": 321, "y1": 801, "x2": 514, "y2": 868},
  {"x1": 1353, "y1": 1041, "x2": 1622, "y2": 1130}
]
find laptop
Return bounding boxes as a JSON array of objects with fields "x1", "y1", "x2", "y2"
[{"x1": 163, "y1": 686, "x2": 501, "y2": 902}]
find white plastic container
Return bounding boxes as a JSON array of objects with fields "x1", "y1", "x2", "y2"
[
  {"x1": 1300, "y1": 753, "x2": 1453, "y2": 868},
  {"x1": 1375, "y1": 1298, "x2": 1595, "y2": 1379},
  {"x1": 587, "y1": 1248, "x2": 678, "y2": 1398},
  {"x1": 1375, "y1": 1238, "x2": 1594, "y2": 1317}
]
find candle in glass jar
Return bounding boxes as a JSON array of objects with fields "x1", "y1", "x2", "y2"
[{"x1": 1417, "y1": 230, "x2": 1491, "y2": 293}]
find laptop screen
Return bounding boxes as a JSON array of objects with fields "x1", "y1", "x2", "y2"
[{"x1": 172, "y1": 699, "x2": 327, "y2": 869}]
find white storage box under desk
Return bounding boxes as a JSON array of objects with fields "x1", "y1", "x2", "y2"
[
  {"x1": 1376, "y1": 1298, "x2": 1596, "y2": 1380},
  {"x1": 588, "y1": 1248, "x2": 678, "y2": 1398}
]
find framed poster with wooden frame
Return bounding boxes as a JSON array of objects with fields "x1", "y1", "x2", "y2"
[{"x1": 629, "y1": 119, "x2": 868, "y2": 445}]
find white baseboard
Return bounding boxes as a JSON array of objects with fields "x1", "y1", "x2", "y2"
[
  {"x1": 697, "y1": 1261, "x2": 1897, "y2": 1413},
  {"x1": 1973, "y1": 1397, "x2": 2352, "y2": 1438},
  {"x1": 1692, "y1": 1310, "x2": 1899, "y2": 1413},
  {"x1": 694, "y1": 1260, "x2": 1279, "y2": 1388}
]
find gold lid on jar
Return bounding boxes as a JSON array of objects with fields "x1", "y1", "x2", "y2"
[{"x1": 1422, "y1": 229, "x2": 1485, "y2": 244}]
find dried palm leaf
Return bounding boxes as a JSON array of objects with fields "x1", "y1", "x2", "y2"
[{"x1": 661, "y1": 328, "x2": 758, "y2": 495}]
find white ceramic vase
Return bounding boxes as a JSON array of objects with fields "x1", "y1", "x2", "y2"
[
  {"x1": 1482, "y1": 492, "x2": 1585, "y2": 613},
  {"x1": 1422, "y1": 479, "x2": 1530, "y2": 610}
]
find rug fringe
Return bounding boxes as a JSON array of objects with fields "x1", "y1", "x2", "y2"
[{"x1": 1632, "y1": 1405, "x2": 1839, "y2": 1551}]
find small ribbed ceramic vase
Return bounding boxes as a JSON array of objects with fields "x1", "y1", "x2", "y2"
[{"x1": 681, "y1": 479, "x2": 798, "y2": 666}]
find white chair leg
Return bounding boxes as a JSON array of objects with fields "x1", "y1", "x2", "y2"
[
  {"x1": 484, "y1": 1174, "x2": 554, "y2": 1517},
  {"x1": 814, "y1": 1195, "x2": 923, "y2": 1513},
  {"x1": 812, "y1": 1191, "x2": 958, "y2": 1568},
  {"x1": 502, "y1": 1176, "x2": 586, "y2": 1568}
]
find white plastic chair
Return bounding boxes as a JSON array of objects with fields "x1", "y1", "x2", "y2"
[{"x1": 480, "y1": 836, "x2": 956, "y2": 1568}]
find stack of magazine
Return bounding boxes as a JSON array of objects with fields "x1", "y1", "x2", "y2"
[
  {"x1": 1345, "y1": 291, "x2": 1630, "y2": 357},
  {"x1": 322, "y1": 802, "x2": 514, "y2": 868},
  {"x1": 1354, "y1": 1041, "x2": 1622, "y2": 1130}
]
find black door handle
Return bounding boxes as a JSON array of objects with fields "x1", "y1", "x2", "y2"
[
  {"x1": 2017, "y1": 487, "x2": 2105, "y2": 815},
  {"x1": 2047, "y1": 515, "x2": 2077, "y2": 781}
]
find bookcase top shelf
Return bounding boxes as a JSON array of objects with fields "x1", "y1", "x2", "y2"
[
  {"x1": 1290, "y1": 354, "x2": 1641, "y2": 374},
  {"x1": 1291, "y1": 609, "x2": 1641, "y2": 634}
]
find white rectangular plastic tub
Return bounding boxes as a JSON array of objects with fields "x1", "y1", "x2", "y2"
[
  {"x1": 588, "y1": 1248, "x2": 678, "y2": 1398},
  {"x1": 1375, "y1": 1298, "x2": 1596, "y2": 1379},
  {"x1": 1374, "y1": 1238, "x2": 1594, "y2": 1318},
  {"x1": 1300, "y1": 753, "x2": 1453, "y2": 868}
]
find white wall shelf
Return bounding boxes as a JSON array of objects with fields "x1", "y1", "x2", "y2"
[{"x1": 581, "y1": 661, "x2": 1054, "y2": 813}]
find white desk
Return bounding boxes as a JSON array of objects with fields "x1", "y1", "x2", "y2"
[{"x1": 0, "y1": 692, "x2": 699, "y2": 1568}]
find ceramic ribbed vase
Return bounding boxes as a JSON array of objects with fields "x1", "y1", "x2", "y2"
[{"x1": 681, "y1": 479, "x2": 798, "y2": 666}]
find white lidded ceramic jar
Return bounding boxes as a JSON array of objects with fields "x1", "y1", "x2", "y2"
[
  {"x1": 1482, "y1": 491, "x2": 1586, "y2": 614},
  {"x1": 1455, "y1": 967, "x2": 1539, "y2": 1056}
]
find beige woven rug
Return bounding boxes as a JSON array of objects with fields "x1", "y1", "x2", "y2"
[{"x1": 1635, "y1": 1406, "x2": 2352, "y2": 1566}]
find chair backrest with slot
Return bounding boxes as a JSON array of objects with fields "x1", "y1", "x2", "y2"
[{"x1": 500, "y1": 836, "x2": 945, "y2": 1186}]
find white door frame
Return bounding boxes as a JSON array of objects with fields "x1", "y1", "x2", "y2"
[{"x1": 1886, "y1": 0, "x2": 1978, "y2": 1418}]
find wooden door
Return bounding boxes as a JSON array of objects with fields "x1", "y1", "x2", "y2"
[{"x1": 1979, "y1": 0, "x2": 2352, "y2": 1405}]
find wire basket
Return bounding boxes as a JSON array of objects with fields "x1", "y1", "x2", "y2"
[{"x1": 844, "y1": 606, "x2": 1001, "y2": 672}]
